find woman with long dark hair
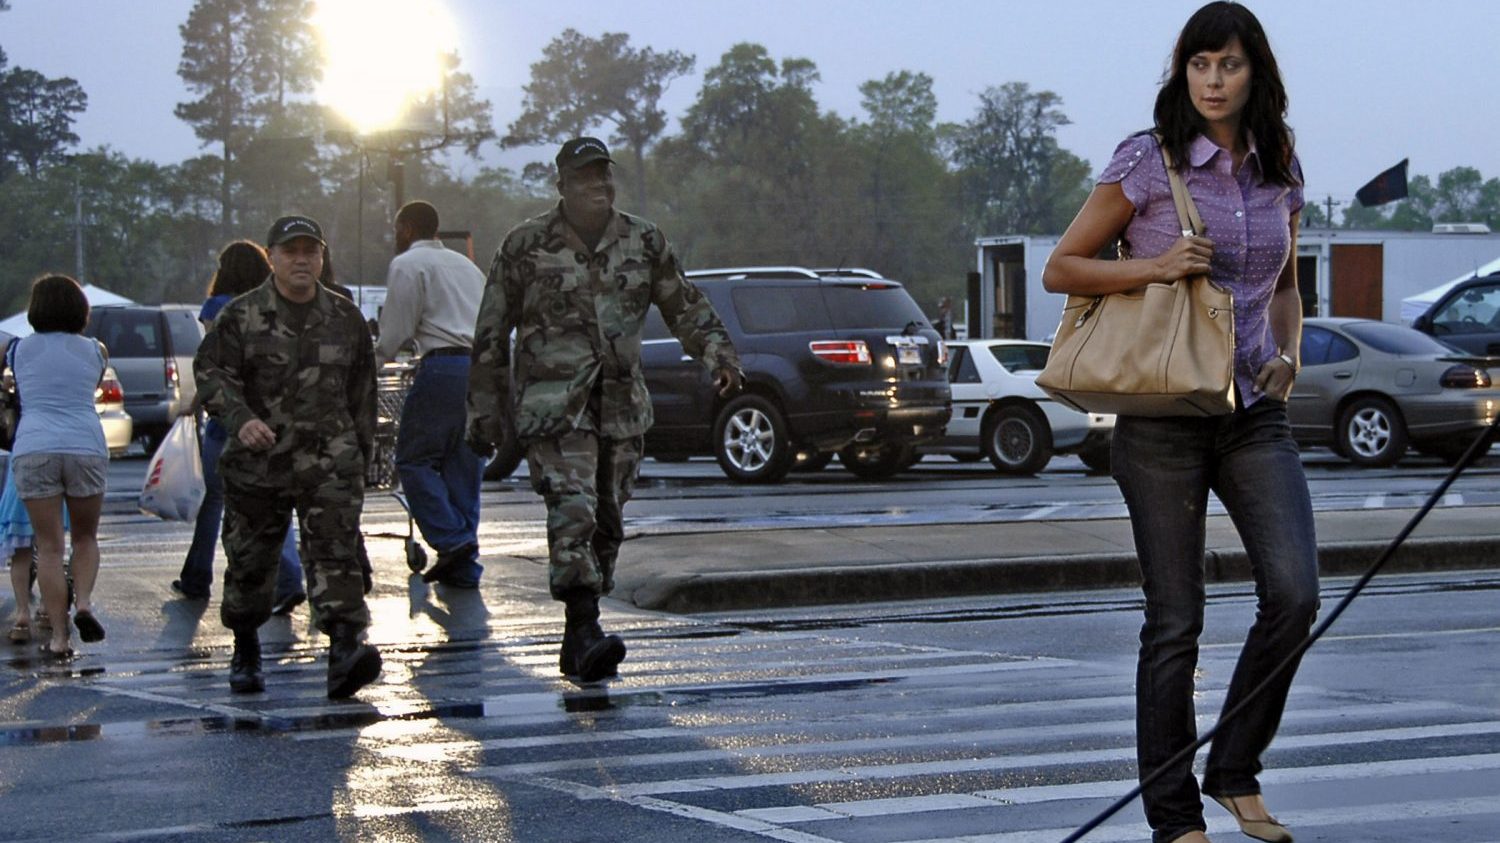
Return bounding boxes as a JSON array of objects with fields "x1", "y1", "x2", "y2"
[
  {"x1": 1043, "y1": 4, "x2": 1315, "y2": 842},
  {"x1": 173, "y1": 240, "x2": 306, "y2": 615}
]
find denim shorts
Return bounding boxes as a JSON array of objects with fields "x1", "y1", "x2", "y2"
[{"x1": 11, "y1": 452, "x2": 109, "y2": 500}]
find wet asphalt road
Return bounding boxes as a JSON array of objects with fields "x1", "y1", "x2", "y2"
[{"x1": 0, "y1": 455, "x2": 1496, "y2": 841}]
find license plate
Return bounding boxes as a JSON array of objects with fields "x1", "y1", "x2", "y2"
[{"x1": 897, "y1": 346, "x2": 921, "y2": 365}]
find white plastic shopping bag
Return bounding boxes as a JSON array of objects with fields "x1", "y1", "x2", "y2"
[{"x1": 139, "y1": 414, "x2": 206, "y2": 521}]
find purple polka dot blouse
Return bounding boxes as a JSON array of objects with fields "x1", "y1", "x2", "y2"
[{"x1": 1098, "y1": 132, "x2": 1304, "y2": 407}]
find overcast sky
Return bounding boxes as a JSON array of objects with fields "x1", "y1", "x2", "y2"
[{"x1": 5, "y1": 0, "x2": 1499, "y2": 218}]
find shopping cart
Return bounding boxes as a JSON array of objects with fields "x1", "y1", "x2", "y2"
[{"x1": 366, "y1": 361, "x2": 427, "y2": 573}]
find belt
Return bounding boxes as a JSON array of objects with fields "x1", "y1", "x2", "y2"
[{"x1": 422, "y1": 346, "x2": 470, "y2": 359}]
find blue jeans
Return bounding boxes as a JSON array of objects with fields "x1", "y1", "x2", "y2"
[
  {"x1": 178, "y1": 418, "x2": 304, "y2": 600},
  {"x1": 395, "y1": 355, "x2": 481, "y2": 583},
  {"x1": 1110, "y1": 398, "x2": 1320, "y2": 843}
]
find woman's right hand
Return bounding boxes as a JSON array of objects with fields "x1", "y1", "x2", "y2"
[{"x1": 1154, "y1": 235, "x2": 1215, "y2": 281}]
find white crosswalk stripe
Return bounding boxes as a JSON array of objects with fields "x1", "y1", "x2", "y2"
[{"x1": 74, "y1": 611, "x2": 1500, "y2": 841}]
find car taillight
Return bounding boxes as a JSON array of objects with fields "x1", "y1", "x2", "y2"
[
  {"x1": 165, "y1": 360, "x2": 179, "y2": 386},
  {"x1": 98, "y1": 379, "x2": 124, "y2": 404},
  {"x1": 1440, "y1": 364, "x2": 1491, "y2": 388},
  {"x1": 937, "y1": 339, "x2": 949, "y2": 366},
  {"x1": 809, "y1": 340, "x2": 871, "y2": 365}
]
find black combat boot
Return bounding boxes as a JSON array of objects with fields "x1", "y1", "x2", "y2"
[
  {"x1": 562, "y1": 590, "x2": 626, "y2": 682},
  {"x1": 327, "y1": 624, "x2": 382, "y2": 700},
  {"x1": 228, "y1": 628, "x2": 264, "y2": 693}
]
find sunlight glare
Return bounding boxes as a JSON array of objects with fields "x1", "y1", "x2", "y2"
[{"x1": 313, "y1": 0, "x2": 459, "y2": 134}]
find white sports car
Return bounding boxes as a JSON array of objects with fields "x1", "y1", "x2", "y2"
[{"x1": 920, "y1": 339, "x2": 1114, "y2": 474}]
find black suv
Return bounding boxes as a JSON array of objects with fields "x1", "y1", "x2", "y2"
[
  {"x1": 1411, "y1": 271, "x2": 1500, "y2": 355},
  {"x1": 642, "y1": 266, "x2": 951, "y2": 482}
]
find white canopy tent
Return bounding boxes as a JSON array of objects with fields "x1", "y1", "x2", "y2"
[
  {"x1": 1399, "y1": 256, "x2": 1500, "y2": 323},
  {"x1": 0, "y1": 284, "x2": 134, "y2": 338}
]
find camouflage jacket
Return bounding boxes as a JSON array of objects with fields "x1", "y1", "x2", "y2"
[
  {"x1": 468, "y1": 202, "x2": 740, "y2": 442},
  {"x1": 194, "y1": 279, "x2": 377, "y2": 487}
]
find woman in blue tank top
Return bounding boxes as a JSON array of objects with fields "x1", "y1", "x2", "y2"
[{"x1": 9, "y1": 275, "x2": 110, "y2": 657}]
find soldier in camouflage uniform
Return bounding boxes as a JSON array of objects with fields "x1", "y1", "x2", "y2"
[
  {"x1": 466, "y1": 138, "x2": 742, "y2": 683},
  {"x1": 194, "y1": 215, "x2": 383, "y2": 699}
]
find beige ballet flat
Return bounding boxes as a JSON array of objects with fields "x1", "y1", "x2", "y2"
[{"x1": 1211, "y1": 793, "x2": 1292, "y2": 843}]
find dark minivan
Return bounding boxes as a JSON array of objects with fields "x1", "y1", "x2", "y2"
[
  {"x1": 642, "y1": 266, "x2": 951, "y2": 483},
  {"x1": 84, "y1": 304, "x2": 203, "y2": 449}
]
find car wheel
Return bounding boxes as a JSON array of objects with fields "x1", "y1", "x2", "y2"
[
  {"x1": 713, "y1": 394, "x2": 793, "y2": 483},
  {"x1": 1337, "y1": 396, "x2": 1407, "y2": 467},
  {"x1": 898, "y1": 448, "x2": 923, "y2": 470},
  {"x1": 838, "y1": 442, "x2": 910, "y2": 480},
  {"x1": 791, "y1": 450, "x2": 835, "y2": 472},
  {"x1": 983, "y1": 404, "x2": 1053, "y2": 475},
  {"x1": 482, "y1": 417, "x2": 525, "y2": 481},
  {"x1": 1078, "y1": 441, "x2": 1112, "y2": 474}
]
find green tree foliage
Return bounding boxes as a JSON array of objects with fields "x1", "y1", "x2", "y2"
[
  {"x1": 0, "y1": 67, "x2": 87, "y2": 178},
  {"x1": 949, "y1": 82, "x2": 1091, "y2": 235},
  {"x1": 506, "y1": 30, "x2": 693, "y2": 213},
  {"x1": 0, "y1": 150, "x2": 222, "y2": 313},
  {"x1": 1339, "y1": 167, "x2": 1500, "y2": 232},
  {"x1": 0, "y1": 7, "x2": 88, "y2": 183},
  {"x1": 658, "y1": 44, "x2": 833, "y2": 266},
  {"x1": 175, "y1": 0, "x2": 319, "y2": 234}
]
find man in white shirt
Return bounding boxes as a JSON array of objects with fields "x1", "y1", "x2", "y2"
[{"x1": 377, "y1": 201, "x2": 486, "y2": 587}]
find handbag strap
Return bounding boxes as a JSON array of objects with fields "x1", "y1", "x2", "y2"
[{"x1": 1157, "y1": 138, "x2": 1206, "y2": 238}]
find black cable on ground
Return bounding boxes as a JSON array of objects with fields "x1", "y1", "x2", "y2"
[{"x1": 1060, "y1": 411, "x2": 1500, "y2": 843}]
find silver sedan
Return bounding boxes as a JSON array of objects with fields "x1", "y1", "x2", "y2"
[{"x1": 1288, "y1": 317, "x2": 1500, "y2": 466}]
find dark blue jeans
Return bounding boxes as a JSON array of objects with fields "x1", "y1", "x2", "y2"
[
  {"x1": 1111, "y1": 398, "x2": 1320, "y2": 843},
  {"x1": 178, "y1": 417, "x2": 304, "y2": 600},
  {"x1": 395, "y1": 355, "x2": 482, "y2": 583}
]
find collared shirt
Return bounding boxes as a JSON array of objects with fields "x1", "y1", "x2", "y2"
[
  {"x1": 1100, "y1": 132, "x2": 1304, "y2": 406},
  {"x1": 467, "y1": 201, "x2": 740, "y2": 442},
  {"x1": 194, "y1": 279, "x2": 376, "y2": 487},
  {"x1": 376, "y1": 239, "x2": 485, "y2": 363}
]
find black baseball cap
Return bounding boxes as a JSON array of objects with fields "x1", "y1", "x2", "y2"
[
  {"x1": 266, "y1": 215, "x2": 326, "y2": 248},
  {"x1": 555, "y1": 137, "x2": 614, "y2": 172}
]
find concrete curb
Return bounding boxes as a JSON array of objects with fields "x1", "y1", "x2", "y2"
[{"x1": 626, "y1": 535, "x2": 1500, "y2": 614}]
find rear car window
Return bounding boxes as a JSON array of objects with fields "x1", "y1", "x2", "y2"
[
  {"x1": 988, "y1": 344, "x2": 1051, "y2": 372},
  {"x1": 1301, "y1": 326, "x2": 1359, "y2": 365},
  {"x1": 821, "y1": 283, "x2": 927, "y2": 330},
  {"x1": 1344, "y1": 321, "x2": 1458, "y2": 355},
  {"x1": 730, "y1": 286, "x2": 833, "y2": 334},
  {"x1": 165, "y1": 309, "x2": 203, "y2": 355},
  {"x1": 89, "y1": 309, "x2": 162, "y2": 358},
  {"x1": 948, "y1": 346, "x2": 980, "y2": 383}
]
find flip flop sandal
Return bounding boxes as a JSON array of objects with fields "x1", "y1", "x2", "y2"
[
  {"x1": 73, "y1": 610, "x2": 106, "y2": 643},
  {"x1": 7, "y1": 621, "x2": 30, "y2": 644},
  {"x1": 38, "y1": 641, "x2": 74, "y2": 660}
]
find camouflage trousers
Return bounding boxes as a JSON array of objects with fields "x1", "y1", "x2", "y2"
[
  {"x1": 221, "y1": 473, "x2": 370, "y2": 635},
  {"x1": 525, "y1": 430, "x2": 644, "y2": 600}
]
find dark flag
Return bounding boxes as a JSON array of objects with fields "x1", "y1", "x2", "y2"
[{"x1": 1355, "y1": 159, "x2": 1409, "y2": 207}]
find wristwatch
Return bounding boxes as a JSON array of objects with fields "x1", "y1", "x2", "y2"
[{"x1": 1277, "y1": 352, "x2": 1299, "y2": 374}]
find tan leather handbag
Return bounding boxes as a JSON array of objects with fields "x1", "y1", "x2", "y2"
[{"x1": 1037, "y1": 142, "x2": 1235, "y2": 417}]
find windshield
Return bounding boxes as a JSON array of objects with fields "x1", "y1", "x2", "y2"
[{"x1": 1343, "y1": 321, "x2": 1460, "y2": 355}]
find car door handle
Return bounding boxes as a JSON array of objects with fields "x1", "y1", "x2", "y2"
[{"x1": 1333, "y1": 372, "x2": 1353, "y2": 379}]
